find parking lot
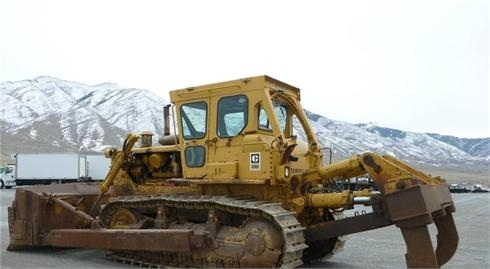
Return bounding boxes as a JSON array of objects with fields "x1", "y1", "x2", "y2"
[{"x1": 1, "y1": 188, "x2": 489, "y2": 268}]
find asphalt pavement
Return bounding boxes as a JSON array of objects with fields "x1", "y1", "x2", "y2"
[{"x1": 1, "y1": 188, "x2": 488, "y2": 268}]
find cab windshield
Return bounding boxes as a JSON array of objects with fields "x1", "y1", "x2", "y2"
[
  {"x1": 258, "y1": 98, "x2": 307, "y2": 141},
  {"x1": 180, "y1": 101, "x2": 207, "y2": 140},
  {"x1": 259, "y1": 101, "x2": 287, "y2": 132}
]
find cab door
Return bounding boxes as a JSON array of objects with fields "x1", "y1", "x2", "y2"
[
  {"x1": 178, "y1": 100, "x2": 209, "y2": 178},
  {"x1": 205, "y1": 94, "x2": 249, "y2": 180}
]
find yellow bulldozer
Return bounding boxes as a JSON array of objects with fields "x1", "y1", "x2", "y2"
[{"x1": 7, "y1": 75, "x2": 458, "y2": 268}]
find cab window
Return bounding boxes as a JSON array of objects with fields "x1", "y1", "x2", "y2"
[
  {"x1": 217, "y1": 95, "x2": 248, "y2": 137},
  {"x1": 180, "y1": 101, "x2": 207, "y2": 140},
  {"x1": 258, "y1": 101, "x2": 287, "y2": 132},
  {"x1": 185, "y1": 146, "x2": 206, "y2": 167}
]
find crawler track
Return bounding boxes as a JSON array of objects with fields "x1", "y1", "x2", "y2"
[{"x1": 99, "y1": 195, "x2": 308, "y2": 268}]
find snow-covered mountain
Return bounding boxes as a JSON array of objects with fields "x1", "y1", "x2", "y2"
[
  {"x1": 425, "y1": 133, "x2": 489, "y2": 158},
  {"x1": 1, "y1": 76, "x2": 166, "y2": 156},
  {"x1": 1, "y1": 76, "x2": 489, "y2": 171},
  {"x1": 302, "y1": 111, "x2": 489, "y2": 166}
]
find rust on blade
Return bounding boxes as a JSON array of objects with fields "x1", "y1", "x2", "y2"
[
  {"x1": 7, "y1": 183, "x2": 110, "y2": 250},
  {"x1": 43, "y1": 229, "x2": 194, "y2": 251}
]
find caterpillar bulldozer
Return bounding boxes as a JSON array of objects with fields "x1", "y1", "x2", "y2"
[{"x1": 7, "y1": 75, "x2": 458, "y2": 268}]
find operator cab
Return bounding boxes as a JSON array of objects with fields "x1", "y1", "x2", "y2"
[{"x1": 170, "y1": 75, "x2": 322, "y2": 182}]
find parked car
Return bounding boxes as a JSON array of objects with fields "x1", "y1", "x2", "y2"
[
  {"x1": 471, "y1": 184, "x2": 489, "y2": 193},
  {"x1": 449, "y1": 184, "x2": 470, "y2": 193}
]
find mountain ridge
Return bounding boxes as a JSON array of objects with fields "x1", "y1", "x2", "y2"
[{"x1": 1, "y1": 76, "x2": 488, "y2": 182}]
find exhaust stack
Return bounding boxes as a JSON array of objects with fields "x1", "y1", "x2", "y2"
[{"x1": 163, "y1": 104, "x2": 171, "y2": 136}]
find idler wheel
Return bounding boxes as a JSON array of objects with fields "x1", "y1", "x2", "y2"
[{"x1": 108, "y1": 208, "x2": 143, "y2": 229}]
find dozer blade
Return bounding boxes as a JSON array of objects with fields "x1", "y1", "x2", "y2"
[{"x1": 7, "y1": 183, "x2": 109, "y2": 250}]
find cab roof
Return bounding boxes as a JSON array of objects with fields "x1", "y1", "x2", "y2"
[{"x1": 169, "y1": 75, "x2": 301, "y2": 103}]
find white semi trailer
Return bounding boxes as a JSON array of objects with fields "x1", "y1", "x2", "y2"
[
  {"x1": 86, "y1": 154, "x2": 111, "y2": 180},
  {"x1": 15, "y1": 153, "x2": 110, "y2": 186}
]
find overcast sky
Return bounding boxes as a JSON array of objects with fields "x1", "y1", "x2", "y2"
[{"x1": 0, "y1": 0, "x2": 488, "y2": 138}]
